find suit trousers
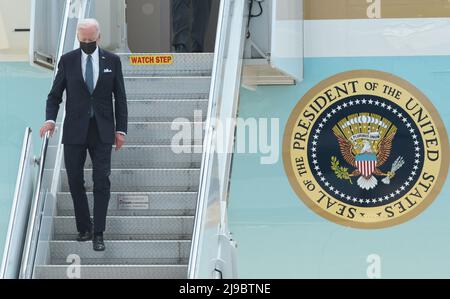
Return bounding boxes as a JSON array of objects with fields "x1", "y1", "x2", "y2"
[
  {"x1": 172, "y1": 0, "x2": 212, "y2": 52},
  {"x1": 64, "y1": 116, "x2": 113, "y2": 233}
]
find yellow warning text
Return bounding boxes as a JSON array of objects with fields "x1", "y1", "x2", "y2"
[{"x1": 129, "y1": 55, "x2": 174, "y2": 65}]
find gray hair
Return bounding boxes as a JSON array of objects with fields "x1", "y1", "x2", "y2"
[{"x1": 77, "y1": 18, "x2": 101, "y2": 37}]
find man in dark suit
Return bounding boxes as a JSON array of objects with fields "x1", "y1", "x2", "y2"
[
  {"x1": 172, "y1": 0, "x2": 212, "y2": 52},
  {"x1": 39, "y1": 19, "x2": 128, "y2": 251}
]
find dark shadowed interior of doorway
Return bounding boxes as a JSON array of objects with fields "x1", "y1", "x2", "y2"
[{"x1": 126, "y1": 0, "x2": 220, "y2": 53}]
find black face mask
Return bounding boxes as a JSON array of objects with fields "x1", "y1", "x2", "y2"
[{"x1": 80, "y1": 41, "x2": 97, "y2": 55}]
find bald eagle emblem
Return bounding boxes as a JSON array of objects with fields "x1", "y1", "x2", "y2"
[{"x1": 331, "y1": 113, "x2": 405, "y2": 190}]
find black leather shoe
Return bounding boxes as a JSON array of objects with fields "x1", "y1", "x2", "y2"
[
  {"x1": 93, "y1": 235, "x2": 105, "y2": 251},
  {"x1": 76, "y1": 221, "x2": 93, "y2": 242},
  {"x1": 76, "y1": 231, "x2": 92, "y2": 242}
]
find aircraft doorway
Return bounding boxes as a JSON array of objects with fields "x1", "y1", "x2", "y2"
[{"x1": 125, "y1": 0, "x2": 220, "y2": 53}]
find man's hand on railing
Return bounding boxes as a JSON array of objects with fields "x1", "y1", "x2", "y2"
[{"x1": 39, "y1": 122, "x2": 55, "y2": 138}]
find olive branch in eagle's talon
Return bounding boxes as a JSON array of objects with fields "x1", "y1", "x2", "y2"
[{"x1": 331, "y1": 156, "x2": 353, "y2": 184}]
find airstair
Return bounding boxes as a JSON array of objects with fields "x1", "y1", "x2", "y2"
[
  {"x1": 33, "y1": 53, "x2": 213, "y2": 279},
  {"x1": 1, "y1": 0, "x2": 248, "y2": 279}
]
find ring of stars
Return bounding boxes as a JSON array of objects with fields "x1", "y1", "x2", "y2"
[{"x1": 309, "y1": 98, "x2": 423, "y2": 207}]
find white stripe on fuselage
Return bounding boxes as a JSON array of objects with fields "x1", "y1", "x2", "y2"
[{"x1": 304, "y1": 18, "x2": 450, "y2": 57}]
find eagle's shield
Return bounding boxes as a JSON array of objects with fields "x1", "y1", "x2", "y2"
[{"x1": 355, "y1": 154, "x2": 377, "y2": 178}]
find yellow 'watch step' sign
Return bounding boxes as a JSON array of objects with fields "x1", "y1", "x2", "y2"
[{"x1": 129, "y1": 55, "x2": 174, "y2": 65}]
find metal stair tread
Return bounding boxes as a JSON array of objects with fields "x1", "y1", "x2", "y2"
[
  {"x1": 57, "y1": 191, "x2": 197, "y2": 216},
  {"x1": 33, "y1": 265, "x2": 188, "y2": 279},
  {"x1": 125, "y1": 76, "x2": 211, "y2": 100},
  {"x1": 35, "y1": 265, "x2": 188, "y2": 269},
  {"x1": 127, "y1": 121, "x2": 205, "y2": 124},
  {"x1": 61, "y1": 168, "x2": 201, "y2": 171},
  {"x1": 58, "y1": 168, "x2": 202, "y2": 191},
  {"x1": 119, "y1": 52, "x2": 213, "y2": 77},
  {"x1": 110, "y1": 145, "x2": 203, "y2": 148},
  {"x1": 127, "y1": 99, "x2": 209, "y2": 102},
  {"x1": 57, "y1": 191, "x2": 198, "y2": 194},
  {"x1": 48, "y1": 240, "x2": 192, "y2": 259},
  {"x1": 48, "y1": 260, "x2": 189, "y2": 266},
  {"x1": 67, "y1": 168, "x2": 200, "y2": 171},
  {"x1": 127, "y1": 99, "x2": 208, "y2": 121},
  {"x1": 52, "y1": 235, "x2": 193, "y2": 241},
  {"x1": 127, "y1": 97, "x2": 209, "y2": 102},
  {"x1": 53, "y1": 216, "x2": 195, "y2": 240},
  {"x1": 49, "y1": 240, "x2": 191, "y2": 243},
  {"x1": 54, "y1": 215, "x2": 194, "y2": 219},
  {"x1": 56, "y1": 191, "x2": 197, "y2": 216},
  {"x1": 124, "y1": 75, "x2": 212, "y2": 79}
]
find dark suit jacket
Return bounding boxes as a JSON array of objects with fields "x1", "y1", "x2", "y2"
[{"x1": 46, "y1": 48, "x2": 128, "y2": 145}]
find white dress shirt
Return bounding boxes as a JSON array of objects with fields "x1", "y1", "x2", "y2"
[{"x1": 46, "y1": 47, "x2": 126, "y2": 136}]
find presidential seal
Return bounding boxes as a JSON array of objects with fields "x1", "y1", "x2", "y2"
[{"x1": 283, "y1": 70, "x2": 449, "y2": 228}]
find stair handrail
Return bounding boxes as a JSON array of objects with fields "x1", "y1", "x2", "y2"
[
  {"x1": 0, "y1": 128, "x2": 35, "y2": 279},
  {"x1": 188, "y1": 0, "x2": 248, "y2": 279},
  {"x1": 18, "y1": 131, "x2": 50, "y2": 279},
  {"x1": 188, "y1": 0, "x2": 227, "y2": 279}
]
